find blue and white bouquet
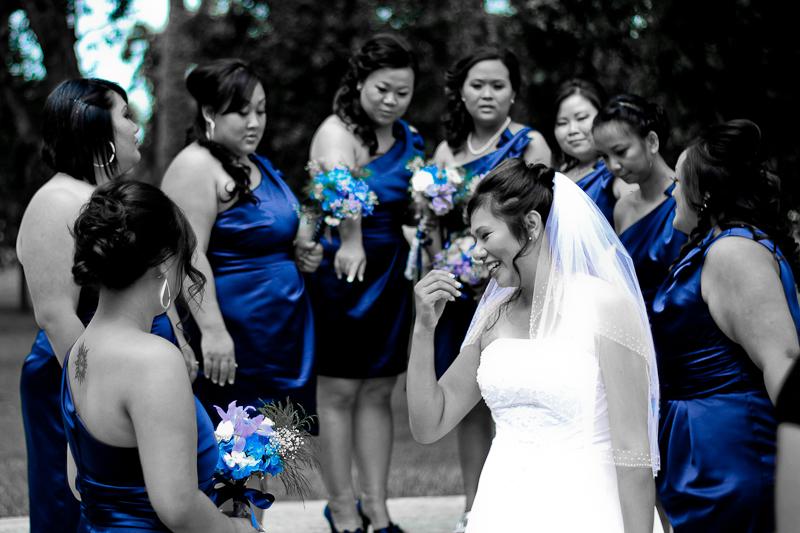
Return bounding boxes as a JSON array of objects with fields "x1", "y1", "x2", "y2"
[{"x1": 305, "y1": 161, "x2": 378, "y2": 240}]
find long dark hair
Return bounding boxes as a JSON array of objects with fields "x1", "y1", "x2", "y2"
[
  {"x1": 185, "y1": 58, "x2": 263, "y2": 204},
  {"x1": 552, "y1": 78, "x2": 606, "y2": 171},
  {"x1": 333, "y1": 34, "x2": 418, "y2": 155},
  {"x1": 677, "y1": 119, "x2": 800, "y2": 280},
  {"x1": 592, "y1": 93, "x2": 669, "y2": 147},
  {"x1": 42, "y1": 78, "x2": 128, "y2": 184},
  {"x1": 72, "y1": 180, "x2": 205, "y2": 301},
  {"x1": 466, "y1": 158, "x2": 555, "y2": 315},
  {"x1": 443, "y1": 47, "x2": 521, "y2": 150}
]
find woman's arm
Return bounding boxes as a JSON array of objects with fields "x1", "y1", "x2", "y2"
[
  {"x1": 66, "y1": 444, "x2": 80, "y2": 501},
  {"x1": 703, "y1": 236, "x2": 800, "y2": 402},
  {"x1": 523, "y1": 131, "x2": 553, "y2": 167},
  {"x1": 17, "y1": 187, "x2": 87, "y2": 364},
  {"x1": 293, "y1": 215, "x2": 323, "y2": 273},
  {"x1": 407, "y1": 270, "x2": 481, "y2": 443},
  {"x1": 162, "y1": 151, "x2": 236, "y2": 387},
  {"x1": 127, "y1": 338, "x2": 254, "y2": 533}
]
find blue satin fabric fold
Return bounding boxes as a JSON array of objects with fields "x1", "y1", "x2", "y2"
[
  {"x1": 576, "y1": 159, "x2": 616, "y2": 225},
  {"x1": 618, "y1": 183, "x2": 687, "y2": 314},
  {"x1": 651, "y1": 226, "x2": 800, "y2": 532},
  {"x1": 21, "y1": 285, "x2": 175, "y2": 533},
  {"x1": 61, "y1": 348, "x2": 217, "y2": 532},
  {"x1": 196, "y1": 154, "x2": 317, "y2": 432},
  {"x1": 309, "y1": 120, "x2": 424, "y2": 378},
  {"x1": 434, "y1": 127, "x2": 534, "y2": 379}
]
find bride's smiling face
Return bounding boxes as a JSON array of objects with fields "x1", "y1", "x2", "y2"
[{"x1": 470, "y1": 204, "x2": 538, "y2": 288}]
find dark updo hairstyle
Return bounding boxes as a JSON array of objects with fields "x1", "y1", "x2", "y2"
[
  {"x1": 185, "y1": 58, "x2": 263, "y2": 205},
  {"x1": 678, "y1": 118, "x2": 800, "y2": 280},
  {"x1": 72, "y1": 180, "x2": 205, "y2": 301},
  {"x1": 592, "y1": 93, "x2": 669, "y2": 149},
  {"x1": 333, "y1": 33, "x2": 418, "y2": 156},
  {"x1": 42, "y1": 78, "x2": 128, "y2": 184},
  {"x1": 443, "y1": 47, "x2": 521, "y2": 150},
  {"x1": 467, "y1": 158, "x2": 555, "y2": 311},
  {"x1": 552, "y1": 78, "x2": 606, "y2": 171}
]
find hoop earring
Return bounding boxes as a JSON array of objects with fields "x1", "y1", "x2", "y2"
[
  {"x1": 159, "y1": 278, "x2": 172, "y2": 311},
  {"x1": 92, "y1": 141, "x2": 116, "y2": 168},
  {"x1": 205, "y1": 119, "x2": 215, "y2": 141}
]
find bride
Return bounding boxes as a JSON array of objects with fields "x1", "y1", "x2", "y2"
[{"x1": 407, "y1": 158, "x2": 659, "y2": 532}]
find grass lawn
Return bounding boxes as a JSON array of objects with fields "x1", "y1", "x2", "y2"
[{"x1": 0, "y1": 266, "x2": 462, "y2": 517}]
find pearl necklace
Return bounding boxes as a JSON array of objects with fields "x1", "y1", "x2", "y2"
[{"x1": 466, "y1": 117, "x2": 512, "y2": 156}]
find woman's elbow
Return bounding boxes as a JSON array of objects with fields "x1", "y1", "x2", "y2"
[{"x1": 151, "y1": 490, "x2": 199, "y2": 529}]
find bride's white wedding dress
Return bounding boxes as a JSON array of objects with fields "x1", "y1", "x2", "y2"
[{"x1": 466, "y1": 337, "x2": 625, "y2": 532}]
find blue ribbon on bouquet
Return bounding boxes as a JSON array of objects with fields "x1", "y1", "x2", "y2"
[{"x1": 211, "y1": 476, "x2": 275, "y2": 530}]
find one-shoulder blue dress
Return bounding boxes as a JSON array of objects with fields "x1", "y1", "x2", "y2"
[
  {"x1": 308, "y1": 120, "x2": 423, "y2": 378},
  {"x1": 434, "y1": 127, "x2": 534, "y2": 378},
  {"x1": 617, "y1": 183, "x2": 687, "y2": 314},
  {"x1": 20, "y1": 289, "x2": 175, "y2": 533},
  {"x1": 197, "y1": 155, "x2": 316, "y2": 430},
  {"x1": 651, "y1": 226, "x2": 800, "y2": 532},
  {"x1": 61, "y1": 350, "x2": 218, "y2": 531},
  {"x1": 576, "y1": 159, "x2": 616, "y2": 226}
]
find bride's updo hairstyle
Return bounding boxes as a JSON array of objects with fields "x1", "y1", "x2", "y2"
[
  {"x1": 185, "y1": 58, "x2": 263, "y2": 205},
  {"x1": 72, "y1": 180, "x2": 205, "y2": 299},
  {"x1": 333, "y1": 33, "x2": 418, "y2": 156}
]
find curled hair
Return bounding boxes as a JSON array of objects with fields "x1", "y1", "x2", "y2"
[
  {"x1": 185, "y1": 58, "x2": 263, "y2": 204},
  {"x1": 677, "y1": 119, "x2": 800, "y2": 280},
  {"x1": 552, "y1": 78, "x2": 606, "y2": 170},
  {"x1": 443, "y1": 47, "x2": 521, "y2": 150},
  {"x1": 333, "y1": 34, "x2": 418, "y2": 155},
  {"x1": 72, "y1": 180, "x2": 205, "y2": 301},
  {"x1": 42, "y1": 78, "x2": 128, "y2": 184},
  {"x1": 467, "y1": 158, "x2": 556, "y2": 314},
  {"x1": 592, "y1": 94, "x2": 669, "y2": 147}
]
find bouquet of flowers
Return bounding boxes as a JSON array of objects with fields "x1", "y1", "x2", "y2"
[
  {"x1": 305, "y1": 161, "x2": 379, "y2": 241},
  {"x1": 212, "y1": 400, "x2": 316, "y2": 529},
  {"x1": 432, "y1": 232, "x2": 488, "y2": 290}
]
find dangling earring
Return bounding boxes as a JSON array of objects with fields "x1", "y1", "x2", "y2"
[
  {"x1": 205, "y1": 119, "x2": 215, "y2": 141},
  {"x1": 159, "y1": 278, "x2": 172, "y2": 311},
  {"x1": 92, "y1": 141, "x2": 116, "y2": 167}
]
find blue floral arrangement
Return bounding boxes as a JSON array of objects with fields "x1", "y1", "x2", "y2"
[
  {"x1": 305, "y1": 162, "x2": 378, "y2": 238},
  {"x1": 432, "y1": 232, "x2": 488, "y2": 290}
]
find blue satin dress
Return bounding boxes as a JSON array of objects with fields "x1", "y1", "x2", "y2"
[
  {"x1": 651, "y1": 226, "x2": 800, "y2": 532},
  {"x1": 196, "y1": 155, "x2": 316, "y2": 430},
  {"x1": 61, "y1": 350, "x2": 217, "y2": 531},
  {"x1": 618, "y1": 183, "x2": 687, "y2": 313},
  {"x1": 20, "y1": 289, "x2": 175, "y2": 533},
  {"x1": 576, "y1": 159, "x2": 616, "y2": 225},
  {"x1": 309, "y1": 120, "x2": 423, "y2": 378},
  {"x1": 434, "y1": 127, "x2": 534, "y2": 378}
]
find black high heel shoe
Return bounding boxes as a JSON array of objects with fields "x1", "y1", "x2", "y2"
[
  {"x1": 356, "y1": 501, "x2": 404, "y2": 533},
  {"x1": 323, "y1": 504, "x2": 365, "y2": 533}
]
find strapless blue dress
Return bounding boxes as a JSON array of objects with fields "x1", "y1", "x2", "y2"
[
  {"x1": 618, "y1": 183, "x2": 687, "y2": 314},
  {"x1": 308, "y1": 120, "x2": 423, "y2": 378},
  {"x1": 61, "y1": 350, "x2": 217, "y2": 531},
  {"x1": 20, "y1": 289, "x2": 175, "y2": 533},
  {"x1": 576, "y1": 159, "x2": 616, "y2": 225},
  {"x1": 434, "y1": 127, "x2": 534, "y2": 378},
  {"x1": 651, "y1": 226, "x2": 800, "y2": 532},
  {"x1": 196, "y1": 155, "x2": 316, "y2": 430}
]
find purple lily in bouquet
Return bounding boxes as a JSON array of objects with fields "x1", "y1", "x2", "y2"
[
  {"x1": 305, "y1": 161, "x2": 379, "y2": 241},
  {"x1": 211, "y1": 400, "x2": 316, "y2": 529},
  {"x1": 432, "y1": 232, "x2": 488, "y2": 292}
]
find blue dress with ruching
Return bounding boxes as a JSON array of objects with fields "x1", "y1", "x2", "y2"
[
  {"x1": 61, "y1": 350, "x2": 217, "y2": 531},
  {"x1": 617, "y1": 183, "x2": 687, "y2": 314},
  {"x1": 308, "y1": 120, "x2": 423, "y2": 378},
  {"x1": 196, "y1": 155, "x2": 316, "y2": 430},
  {"x1": 20, "y1": 289, "x2": 175, "y2": 533},
  {"x1": 434, "y1": 127, "x2": 534, "y2": 378},
  {"x1": 576, "y1": 159, "x2": 616, "y2": 225},
  {"x1": 651, "y1": 226, "x2": 800, "y2": 532}
]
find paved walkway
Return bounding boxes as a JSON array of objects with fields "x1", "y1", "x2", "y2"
[{"x1": 0, "y1": 495, "x2": 466, "y2": 533}]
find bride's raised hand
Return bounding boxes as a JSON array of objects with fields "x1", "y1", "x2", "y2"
[{"x1": 414, "y1": 269, "x2": 462, "y2": 330}]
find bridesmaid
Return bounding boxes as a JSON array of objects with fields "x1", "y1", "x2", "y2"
[
  {"x1": 306, "y1": 34, "x2": 423, "y2": 533},
  {"x1": 430, "y1": 46, "x2": 551, "y2": 533},
  {"x1": 652, "y1": 119, "x2": 800, "y2": 532},
  {"x1": 591, "y1": 94, "x2": 687, "y2": 310},
  {"x1": 552, "y1": 78, "x2": 634, "y2": 224},
  {"x1": 162, "y1": 59, "x2": 321, "y2": 427},
  {"x1": 16, "y1": 79, "x2": 177, "y2": 533},
  {"x1": 63, "y1": 180, "x2": 256, "y2": 531}
]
